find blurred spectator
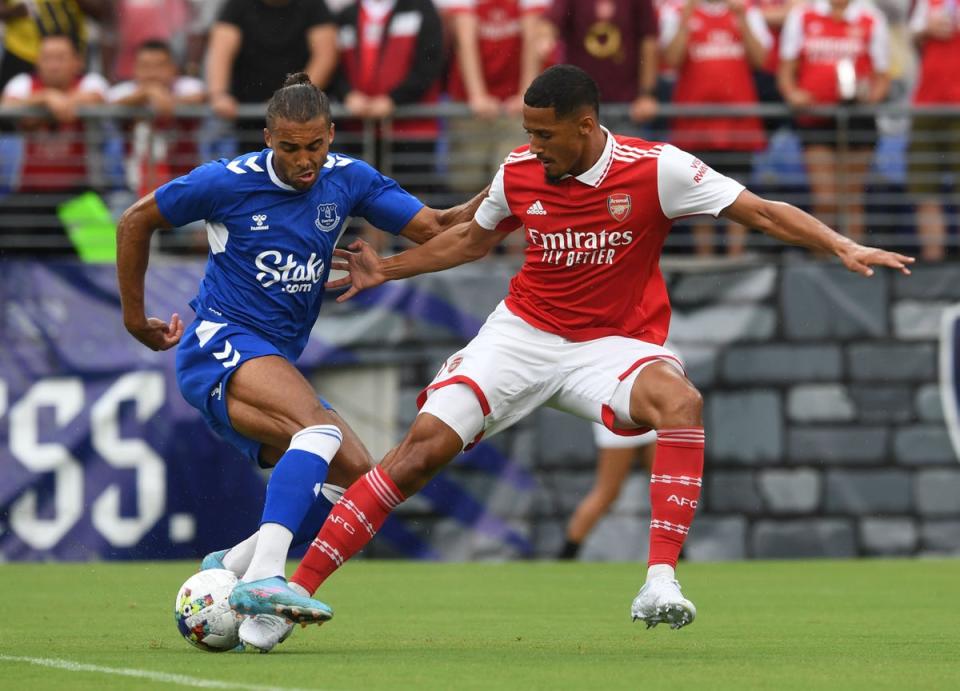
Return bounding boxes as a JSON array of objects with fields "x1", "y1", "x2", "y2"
[
  {"x1": 107, "y1": 0, "x2": 193, "y2": 82},
  {"x1": 184, "y1": 0, "x2": 229, "y2": 77},
  {"x1": 778, "y1": 0, "x2": 890, "y2": 245},
  {"x1": 535, "y1": 0, "x2": 659, "y2": 126},
  {"x1": 107, "y1": 39, "x2": 206, "y2": 196},
  {"x1": 331, "y1": 0, "x2": 446, "y2": 219},
  {"x1": 206, "y1": 0, "x2": 337, "y2": 148},
  {"x1": 0, "y1": 33, "x2": 108, "y2": 256},
  {"x1": 661, "y1": 0, "x2": 771, "y2": 256},
  {"x1": 0, "y1": 1, "x2": 113, "y2": 91},
  {"x1": 907, "y1": 0, "x2": 959, "y2": 262},
  {"x1": 439, "y1": 0, "x2": 546, "y2": 195},
  {"x1": 753, "y1": 0, "x2": 798, "y2": 134}
]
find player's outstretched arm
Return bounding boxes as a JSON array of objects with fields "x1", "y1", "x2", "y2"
[
  {"x1": 400, "y1": 186, "x2": 491, "y2": 244},
  {"x1": 328, "y1": 219, "x2": 502, "y2": 302},
  {"x1": 721, "y1": 189, "x2": 915, "y2": 276},
  {"x1": 116, "y1": 192, "x2": 185, "y2": 351}
]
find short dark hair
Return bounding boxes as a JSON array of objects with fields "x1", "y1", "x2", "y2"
[
  {"x1": 136, "y1": 39, "x2": 173, "y2": 56},
  {"x1": 523, "y1": 65, "x2": 600, "y2": 119},
  {"x1": 265, "y1": 72, "x2": 332, "y2": 129}
]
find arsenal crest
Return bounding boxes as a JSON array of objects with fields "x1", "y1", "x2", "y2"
[
  {"x1": 447, "y1": 355, "x2": 463, "y2": 373},
  {"x1": 607, "y1": 193, "x2": 631, "y2": 222}
]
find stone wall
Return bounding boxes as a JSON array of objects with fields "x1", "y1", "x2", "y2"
[{"x1": 319, "y1": 259, "x2": 960, "y2": 561}]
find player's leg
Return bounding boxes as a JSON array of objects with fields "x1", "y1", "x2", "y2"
[
  {"x1": 223, "y1": 356, "x2": 357, "y2": 623},
  {"x1": 624, "y1": 361, "x2": 703, "y2": 628},
  {"x1": 206, "y1": 408, "x2": 372, "y2": 578},
  {"x1": 290, "y1": 389, "x2": 476, "y2": 594},
  {"x1": 559, "y1": 425, "x2": 652, "y2": 560}
]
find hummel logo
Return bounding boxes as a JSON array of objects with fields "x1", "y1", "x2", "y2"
[
  {"x1": 527, "y1": 200, "x2": 547, "y2": 215},
  {"x1": 250, "y1": 213, "x2": 269, "y2": 231}
]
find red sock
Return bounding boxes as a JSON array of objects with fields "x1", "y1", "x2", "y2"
[
  {"x1": 291, "y1": 465, "x2": 404, "y2": 594},
  {"x1": 648, "y1": 428, "x2": 704, "y2": 568}
]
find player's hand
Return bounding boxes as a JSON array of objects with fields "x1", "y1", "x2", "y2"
[
  {"x1": 630, "y1": 94, "x2": 658, "y2": 123},
  {"x1": 326, "y1": 239, "x2": 387, "y2": 302},
  {"x1": 784, "y1": 88, "x2": 813, "y2": 108},
  {"x1": 837, "y1": 244, "x2": 915, "y2": 277},
  {"x1": 125, "y1": 313, "x2": 184, "y2": 351}
]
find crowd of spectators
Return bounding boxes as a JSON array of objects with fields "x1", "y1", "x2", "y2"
[{"x1": 0, "y1": 0, "x2": 955, "y2": 259}]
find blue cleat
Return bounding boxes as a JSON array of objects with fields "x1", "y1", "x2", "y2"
[
  {"x1": 200, "y1": 548, "x2": 229, "y2": 571},
  {"x1": 228, "y1": 577, "x2": 334, "y2": 625}
]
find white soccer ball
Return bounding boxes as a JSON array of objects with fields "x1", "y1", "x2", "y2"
[{"x1": 174, "y1": 569, "x2": 241, "y2": 652}]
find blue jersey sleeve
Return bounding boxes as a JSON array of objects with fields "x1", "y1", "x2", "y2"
[
  {"x1": 155, "y1": 160, "x2": 230, "y2": 228},
  {"x1": 350, "y1": 160, "x2": 424, "y2": 235}
]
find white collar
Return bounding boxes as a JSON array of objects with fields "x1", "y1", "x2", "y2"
[
  {"x1": 266, "y1": 150, "x2": 296, "y2": 192},
  {"x1": 573, "y1": 126, "x2": 614, "y2": 188}
]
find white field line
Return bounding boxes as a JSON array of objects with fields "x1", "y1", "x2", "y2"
[{"x1": 0, "y1": 654, "x2": 321, "y2": 691}]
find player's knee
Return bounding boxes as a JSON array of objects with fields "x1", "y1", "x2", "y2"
[{"x1": 659, "y1": 384, "x2": 703, "y2": 428}]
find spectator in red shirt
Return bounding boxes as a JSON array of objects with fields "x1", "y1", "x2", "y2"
[
  {"x1": 439, "y1": 0, "x2": 547, "y2": 196},
  {"x1": 778, "y1": 0, "x2": 890, "y2": 246},
  {"x1": 0, "y1": 33, "x2": 108, "y2": 256},
  {"x1": 107, "y1": 39, "x2": 206, "y2": 197},
  {"x1": 907, "y1": 0, "x2": 960, "y2": 262},
  {"x1": 661, "y1": 0, "x2": 771, "y2": 256}
]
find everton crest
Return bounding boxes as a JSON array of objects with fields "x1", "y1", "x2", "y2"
[
  {"x1": 315, "y1": 203, "x2": 340, "y2": 232},
  {"x1": 607, "y1": 193, "x2": 632, "y2": 222}
]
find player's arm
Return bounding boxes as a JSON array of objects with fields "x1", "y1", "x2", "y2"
[
  {"x1": 116, "y1": 192, "x2": 185, "y2": 350},
  {"x1": 329, "y1": 219, "x2": 504, "y2": 302},
  {"x1": 399, "y1": 186, "x2": 490, "y2": 244},
  {"x1": 720, "y1": 190, "x2": 914, "y2": 276}
]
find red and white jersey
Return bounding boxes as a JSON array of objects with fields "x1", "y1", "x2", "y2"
[
  {"x1": 475, "y1": 128, "x2": 745, "y2": 345},
  {"x1": 2, "y1": 72, "x2": 109, "y2": 192},
  {"x1": 779, "y1": 0, "x2": 889, "y2": 105},
  {"x1": 438, "y1": 0, "x2": 548, "y2": 101},
  {"x1": 660, "y1": 1, "x2": 770, "y2": 151},
  {"x1": 910, "y1": 0, "x2": 960, "y2": 104}
]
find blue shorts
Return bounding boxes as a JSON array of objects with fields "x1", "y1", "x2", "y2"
[{"x1": 176, "y1": 317, "x2": 333, "y2": 465}]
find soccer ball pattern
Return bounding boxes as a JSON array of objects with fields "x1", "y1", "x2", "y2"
[{"x1": 174, "y1": 569, "x2": 241, "y2": 652}]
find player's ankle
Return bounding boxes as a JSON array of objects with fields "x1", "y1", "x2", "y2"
[
  {"x1": 646, "y1": 563, "x2": 676, "y2": 583},
  {"x1": 289, "y1": 581, "x2": 309, "y2": 597}
]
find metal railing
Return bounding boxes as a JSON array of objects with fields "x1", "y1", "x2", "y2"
[{"x1": 0, "y1": 102, "x2": 956, "y2": 257}]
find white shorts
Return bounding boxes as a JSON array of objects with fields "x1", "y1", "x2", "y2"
[
  {"x1": 417, "y1": 301, "x2": 683, "y2": 448},
  {"x1": 592, "y1": 422, "x2": 657, "y2": 449}
]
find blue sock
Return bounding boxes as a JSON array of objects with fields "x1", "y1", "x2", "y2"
[
  {"x1": 291, "y1": 484, "x2": 346, "y2": 548},
  {"x1": 260, "y1": 425, "x2": 342, "y2": 533}
]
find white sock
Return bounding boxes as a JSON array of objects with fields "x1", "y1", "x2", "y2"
[
  {"x1": 241, "y1": 522, "x2": 293, "y2": 582},
  {"x1": 646, "y1": 564, "x2": 675, "y2": 583},
  {"x1": 221, "y1": 531, "x2": 259, "y2": 577},
  {"x1": 289, "y1": 581, "x2": 309, "y2": 597}
]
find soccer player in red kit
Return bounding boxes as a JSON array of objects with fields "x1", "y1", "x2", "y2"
[{"x1": 281, "y1": 64, "x2": 912, "y2": 636}]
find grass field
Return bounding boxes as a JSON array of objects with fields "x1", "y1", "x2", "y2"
[{"x1": 1, "y1": 558, "x2": 957, "y2": 690}]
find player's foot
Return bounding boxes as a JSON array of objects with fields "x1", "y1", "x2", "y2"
[
  {"x1": 238, "y1": 614, "x2": 295, "y2": 653},
  {"x1": 631, "y1": 578, "x2": 696, "y2": 629},
  {"x1": 228, "y1": 577, "x2": 333, "y2": 625},
  {"x1": 200, "y1": 548, "x2": 229, "y2": 571}
]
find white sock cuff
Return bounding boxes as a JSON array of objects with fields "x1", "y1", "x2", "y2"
[
  {"x1": 320, "y1": 483, "x2": 346, "y2": 505},
  {"x1": 289, "y1": 424, "x2": 343, "y2": 462}
]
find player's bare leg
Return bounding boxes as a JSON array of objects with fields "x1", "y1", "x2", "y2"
[
  {"x1": 626, "y1": 361, "x2": 703, "y2": 629},
  {"x1": 291, "y1": 412, "x2": 466, "y2": 595}
]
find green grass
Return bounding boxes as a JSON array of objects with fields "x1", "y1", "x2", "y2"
[{"x1": 1, "y1": 559, "x2": 958, "y2": 690}]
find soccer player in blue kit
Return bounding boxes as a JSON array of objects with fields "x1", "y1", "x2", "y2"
[{"x1": 116, "y1": 73, "x2": 485, "y2": 650}]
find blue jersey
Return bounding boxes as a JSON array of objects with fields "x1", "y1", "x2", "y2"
[{"x1": 155, "y1": 149, "x2": 423, "y2": 360}]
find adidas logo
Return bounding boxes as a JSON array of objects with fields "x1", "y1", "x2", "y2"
[{"x1": 527, "y1": 200, "x2": 547, "y2": 216}]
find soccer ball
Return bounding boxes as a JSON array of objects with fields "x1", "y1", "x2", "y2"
[{"x1": 174, "y1": 569, "x2": 241, "y2": 652}]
